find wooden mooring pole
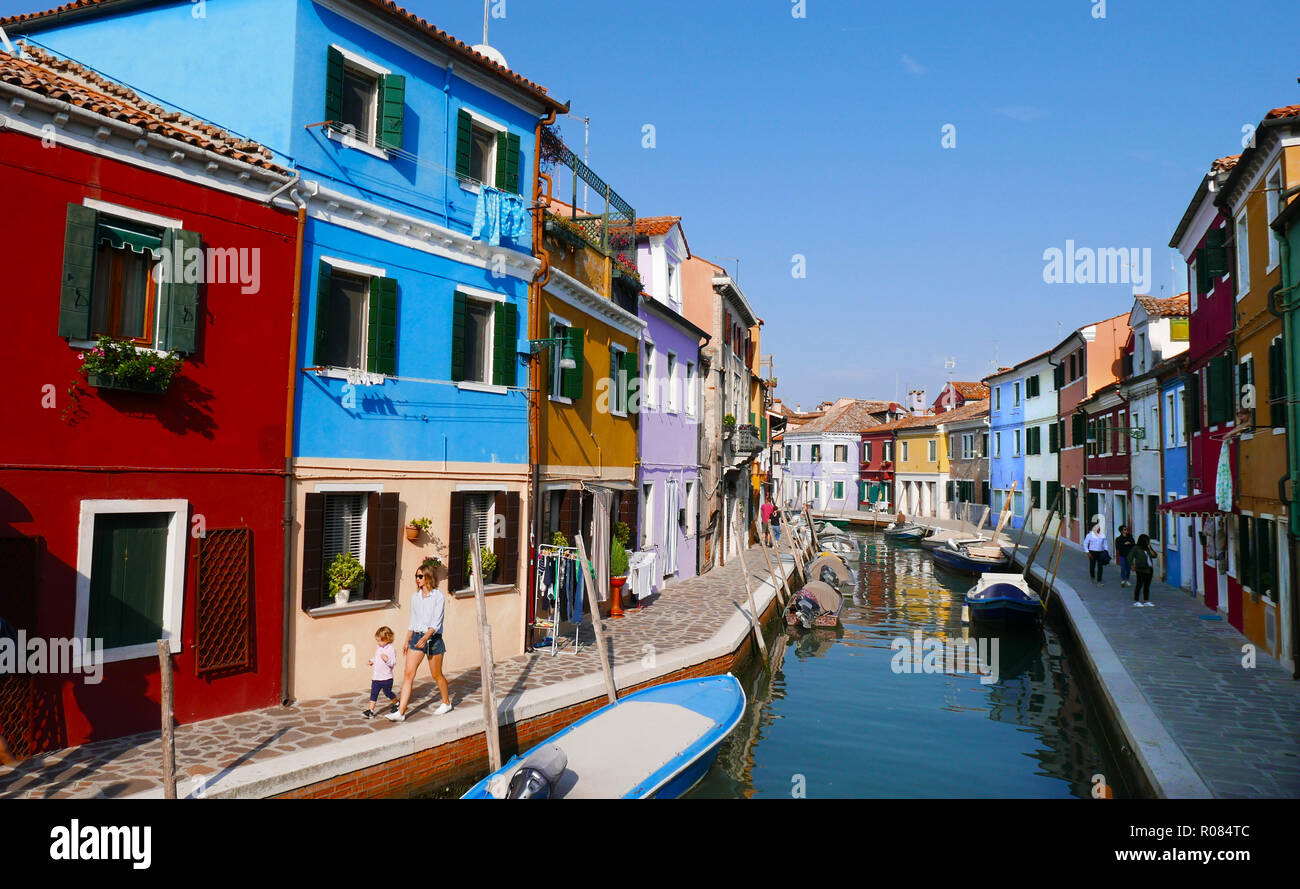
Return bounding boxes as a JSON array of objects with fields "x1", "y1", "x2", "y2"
[
  {"x1": 575, "y1": 537, "x2": 618, "y2": 706},
  {"x1": 777, "y1": 504, "x2": 806, "y2": 582},
  {"x1": 755, "y1": 520, "x2": 789, "y2": 606},
  {"x1": 468, "y1": 545, "x2": 502, "y2": 773},
  {"x1": 733, "y1": 514, "x2": 769, "y2": 661},
  {"x1": 156, "y1": 639, "x2": 176, "y2": 799}
]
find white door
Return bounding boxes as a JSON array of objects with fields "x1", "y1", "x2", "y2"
[{"x1": 664, "y1": 480, "x2": 680, "y2": 576}]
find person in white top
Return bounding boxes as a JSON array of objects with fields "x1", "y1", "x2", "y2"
[
  {"x1": 387, "y1": 557, "x2": 452, "y2": 721},
  {"x1": 1083, "y1": 522, "x2": 1110, "y2": 587}
]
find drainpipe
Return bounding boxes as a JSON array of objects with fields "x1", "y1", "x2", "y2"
[
  {"x1": 526, "y1": 105, "x2": 559, "y2": 650},
  {"x1": 280, "y1": 184, "x2": 311, "y2": 705}
]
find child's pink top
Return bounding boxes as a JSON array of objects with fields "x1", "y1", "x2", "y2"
[{"x1": 372, "y1": 643, "x2": 396, "y2": 681}]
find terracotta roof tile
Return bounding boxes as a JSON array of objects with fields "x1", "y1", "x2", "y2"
[
  {"x1": 1211, "y1": 154, "x2": 1240, "y2": 173},
  {"x1": 0, "y1": 44, "x2": 285, "y2": 171},
  {"x1": 788, "y1": 399, "x2": 897, "y2": 435},
  {"x1": 0, "y1": 0, "x2": 566, "y2": 111},
  {"x1": 633, "y1": 216, "x2": 681, "y2": 237},
  {"x1": 1265, "y1": 105, "x2": 1300, "y2": 121},
  {"x1": 1135, "y1": 293, "x2": 1189, "y2": 317}
]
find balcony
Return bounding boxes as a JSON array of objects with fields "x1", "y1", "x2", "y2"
[{"x1": 539, "y1": 126, "x2": 640, "y2": 310}]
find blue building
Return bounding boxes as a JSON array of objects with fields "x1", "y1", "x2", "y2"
[
  {"x1": 1160, "y1": 364, "x2": 1191, "y2": 590},
  {"x1": 982, "y1": 366, "x2": 1028, "y2": 529},
  {"x1": 11, "y1": 0, "x2": 568, "y2": 698}
]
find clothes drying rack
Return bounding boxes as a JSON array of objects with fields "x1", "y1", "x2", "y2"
[{"x1": 529, "y1": 544, "x2": 588, "y2": 657}]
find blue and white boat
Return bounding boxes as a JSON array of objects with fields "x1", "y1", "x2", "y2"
[
  {"x1": 461, "y1": 675, "x2": 746, "y2": 799},
  {"x1": 931, "y1": 540, "x2": 1009, "y2": 574},
  {"x1": 964, "y1": 573, "x2": 1043, "y2": 625}
]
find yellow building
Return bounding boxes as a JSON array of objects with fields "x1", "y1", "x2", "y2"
[
  {"x1": 1216, "y1": 108, "x2": 1300, "y2": 664},
  {"x1": 895, "y1": 415, "x2": 946, "y2": 518}
]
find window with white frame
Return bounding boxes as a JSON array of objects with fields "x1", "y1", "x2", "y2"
[
  {"x1": 340, "y1": 63, "x2": 380, "y2": 145},
  {"x1": 927, "y1": 440, "x2": 937, "y2": 463},
  {"x1": 834, "y1": 444, "x2": 848, "y2": 462},
  {"x1": 884, "y1": 441, "x2": 893, "y2": 463},
  {"x1": 901, "y1": 441, "x2": 910, "y2": 462},
  {"x1": 465, "y1": 493, "x2": 494, "y2": 557},
  {"x1": 685, "y1": 481, "x2": 696, "y2": 535},
  {"x1": 1013, "y1": 382, "x2": 1021, "y2": 406},
  {"x1": 686, "y1": 361, "x2": 697, "y2": 416},
  {"x1": 77, "y1": 500, "x2": 188, "y2": 663},
  {"x1": 644, "y1": 342, "x2": 657, "y2": 408},
  {"x1": 994, "y1": 388, "x2": 1001, "y2": 411},
  {"x1": 666, "y1": 351, "x2": 679, "y2": 412},
  {"x1": 549, "y1": 318, "x2": 570, "y2": 399},
  {"x1": 610, "y1": 344, "x2": 628, "y2": 415},
  {"x1": 1236, "y1": 210, "x2": 1251, "y2": 297},
  {"x1": 642, "y1": 482, "x2": 654, "y2": 548},
  {"x1": 834, "y1": 481, "x2": 844, "y2": 500},
  {"x1": 1013, "y1": 429, "x2": 1022, "y2": 456},
  {"x1": 994, "y1": 432, "x2": 1001, "y2": 457},
  {"x1": 460, "y1": 296, "x2": 495, "y2": 384}
]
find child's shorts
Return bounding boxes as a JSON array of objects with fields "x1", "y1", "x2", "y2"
[{"x1": 369, "y1": 679, "x2": 396, "y2": 701}]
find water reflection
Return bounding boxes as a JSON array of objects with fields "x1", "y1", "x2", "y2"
[{"x1": 688, "y1": 530, "x2": 1129, "y2": 799}]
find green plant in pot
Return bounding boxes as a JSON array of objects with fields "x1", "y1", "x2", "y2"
[
  {"x1": 327, "y1": 551, "x2": 365, "y2": 605},
  {"x1": 610, "y1": 522, "x2": 631, "y2": 613},
  {"x1": 550, "y1": 531, "x2": 569, "y2": 547},
  {"x1": 723, "y1": 414, "x2": 736, "y2": 436},
  {"x1": 406, "y1": 516, "x2": 432, "y2": 541},
  {"x1": 469, "y1": 547, "x2": 498, "y2": 583}
]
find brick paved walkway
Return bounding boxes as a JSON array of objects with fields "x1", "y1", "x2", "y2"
[
  {"x1": 1011, "y1": 533, "x2": 1300, "y2": 798},
  {"x1": 0, "y1": 544, "x2": 792, "y2": 799}
]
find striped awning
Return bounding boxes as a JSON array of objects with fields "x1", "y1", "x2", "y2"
[
  {"x1": 1156, "y1": 491, "x2": 1221, "y2": 516},
  {"x1": 97, "y1": 221, "x2": 162, "y2": 255}
]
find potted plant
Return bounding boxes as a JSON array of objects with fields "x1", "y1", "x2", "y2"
[
  {"x1": 609, "y1": 521, "x2": 632, "y2": 616},
  {"x1": 550, "y1": 531, "x2": 569, "y2": 547},
  {"x1": 406, "y1": 516, "x2": 432, "y2": 541},
  {"x1": 327, "y1": 551, "x2": 365, "y2": 605},
  {"x1": 79, "y1": 335, "x2": 183, "y2": 394},
  {"x1": 723, "y1": 414, "x2": 736, "y2": 438},
  {"x1": 469, "y1": 547, "x2": 498, "y2": 584}
]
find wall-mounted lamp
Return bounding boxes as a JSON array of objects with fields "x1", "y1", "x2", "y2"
[{"x1": 528, "y1": 336, "x2": 577, "y2": 370}]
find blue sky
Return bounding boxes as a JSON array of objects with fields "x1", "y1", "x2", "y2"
[{"x1": 5, "y1": 0, "x2": 1296, "y2": 409}]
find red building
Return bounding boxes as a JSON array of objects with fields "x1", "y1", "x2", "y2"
[
  {"x1": 1163, "y1": 155, "x2": 1243, "y2": 626},
  {"x1": 0, "y1": 48, "x2": 299, "y2": 751},
  {"x1": 1080, "y1": 383, "x2": 1131, "y2": 533}
]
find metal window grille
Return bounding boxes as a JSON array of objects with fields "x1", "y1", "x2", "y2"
[{"x1": 195, "y1": 528, "x2": 253, "y2": 675}]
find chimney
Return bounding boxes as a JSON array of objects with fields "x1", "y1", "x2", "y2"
[{"x1": 907, "y1": 389, "x2": 926, "y2": 416}]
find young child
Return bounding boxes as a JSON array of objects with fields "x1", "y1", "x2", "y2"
[{"x1": 363, "y1": 626, "x2": 399, "y2": 719}]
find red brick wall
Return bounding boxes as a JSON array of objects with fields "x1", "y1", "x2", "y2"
[{"x1": 275, "y1": 604, "x2": 775, "y2": 799}]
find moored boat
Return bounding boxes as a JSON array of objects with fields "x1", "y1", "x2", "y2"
[
  {"x1": 920, "y1": 531, "x2": 984, "y2": 551},
  {"x1": 964, "y1": 572, "x2": 1043, "y2": 625},
  {"x1": 930, "y1": 540, "x2": 1010, "y2": 574},
  {"x1": 461, "y1": 675, "x2": 746, "y2": 799},
  {"x1": 883, "y1": 522, "x2": 926, "y2": 541},
  {"x1": 786, "y1": 579, "x2": 844, "y2": 628}
]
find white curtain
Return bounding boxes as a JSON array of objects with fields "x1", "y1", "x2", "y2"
[{"x1": 589, "y1": 485, "x2": 613, "y2": 601}]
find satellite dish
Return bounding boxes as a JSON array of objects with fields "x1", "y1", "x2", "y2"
[{"x1": 472, "y1": 44, "x2": 508, "y2": 69}]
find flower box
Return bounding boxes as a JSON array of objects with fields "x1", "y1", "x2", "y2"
[{"x1": 85, "y1": 372, "x2": 170, "y2": 395}]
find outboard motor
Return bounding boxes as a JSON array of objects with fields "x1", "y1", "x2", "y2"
[
  {"x1": 494, "y1": 743, "x2": 569, "y2": 799},
  {"x1": 506, "y1": 767, "x2": 552, "y2": 799},
  {"x1": 794, "y1": 593, "x2": 819, "y2": 629}
]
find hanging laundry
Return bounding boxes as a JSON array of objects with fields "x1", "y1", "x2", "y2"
[{"x1": 471, "y1": 186, "x2": 529, "y2": 247}]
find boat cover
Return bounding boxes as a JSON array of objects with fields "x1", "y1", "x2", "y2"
[
  {"x1": 807, "y1": 555, "x2": 852, "y2": 586},
  {"x1": 801, "y1": 580, "x2": 843, "y2": 614}
]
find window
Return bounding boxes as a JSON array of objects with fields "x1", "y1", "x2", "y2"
[
  {"x1": 667, "y1": 262, "x2": 681, "y2": 306},
  {"x1": 684, "y1": 481, "x2": 696, "y2": 536},
  {"x1": 901, "y1": 441, "x2": 910, "y2": 462},
  {"x1": 666, "y1": 352, "x2": 679, "y2": 412},
  {"x1": 1013, "y1": 429, "x2": 1022, "y2": 457},
  {"x1": 785, "y1": 445, "x2": 792, "y2": 461},
  {"x1": 79, "y1": 502, "x2": 187, "y2": 662},
  {"x1": 323, "y1": 492, "x2": 367, "y2": 598},
  {"x1": 1026, "y1": 374, "x2": 1040, "y2": 398},
  {"x1": 1069, "y1": 353, "x2": 1078, "y2": 380},
  {"x1": 1267, "y1": 167, "x2": 1281, "y2": 270},
  {"x1": 863, "y1": 441, "x2": 872, "y2": 463},
  {"x1": 1239, "y1": 356, "x2": 1255, "y2": 423},
  {"x1": 811, "y1": 444, "x2": 822, "y2": 461},
  {"x1": 834, "y1": 481, "x2": 844, "y2": 500},
  {"x1": 609, "y1": 344, "x2": 630, "y2": 415},
  {"x1": 813, "y1": 482, "x2": 821, "y2": 501},
  {"x1": 642, "y1": 482, "x2": 654, "y2": 548},
  {"x1": 1118, "y1": 410, "x2": 1127, "y2": 455},
  {"x1": 1270, "y1": 337, "x2": 1287, "y2": 428},
  {"x1": 1236, "y1": 210, "x2": 1251, "y2": 298},
  {"x1": 315, "y1": 260, "x2": 398, "y2": 375},
  {"x1": 834, "y1": 444, "x2": 848, "y2": 462},
  {"x1": 686, "y1": 361, "x2": 697, "y2": 417},
  {"x1": 795, "y1": 445, "x2": 802, "y2": 461},
  {"x1": 981, "y1": 432, "x2": 988, "y2": 457},
  {"x1": 994, "y1": 432, "x2": 1001, "y2": 458},
  {"x1": 644, "y1": 342, "x2": 657, "y2": 408},
  {"x1": 1146, "y1": 495, "x2": 1160, "y2": 542},
  {"x1": 325, "y1": 46, "x2": 406, "y2": 152},
  {"x1": 1165, "y1": 392, "x2": 1177, "y2": 446},
  {"x1": 1013, "y1": 382, "x2": 1021, "y2": 406},
  {"x1": 884, "y1": 441, "x2": 893, "y2": 463},
  {"x1": 994, "y1": 388, "x2": 1001, "y2": 410},
  {"x1": 461, "y1": 298, "x2": 494, "y2": 384},
  {"x1": 89, "y1": 220, "x2": 162, "y2": 346},
  {"x1": 927, "y1": 440, "x2": 937, "y2": 463},
  {"x1": 464, "y1": 493, "x2": 494, "y2": 557}
]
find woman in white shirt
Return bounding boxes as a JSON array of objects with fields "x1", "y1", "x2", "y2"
[
  {"x1": 388, "y1": 558, "x2": 452, "y2": 721},
  {"x1": 1083, "y1": 523, "x2": 1110, "y2": 587}
]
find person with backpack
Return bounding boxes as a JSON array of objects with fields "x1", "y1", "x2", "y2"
[{"x1": 1130, "y1": 534, "x2": 1158, "y2": 606}]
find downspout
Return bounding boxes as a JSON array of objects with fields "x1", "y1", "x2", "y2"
[
  {"x1": 527, "y1": 105, "x2": 559, "y2": 651},
  {"x1": 279, "y1": 183, "x2": 311, "y2": 705}
]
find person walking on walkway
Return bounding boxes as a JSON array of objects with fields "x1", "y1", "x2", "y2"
[
  {"x1": 1115, "y1": 525, "x2": 1135, "y2": 588},
  {"x1": 1130, "y1": 534, "x2": 1158, "y2": 607},
  {"x1": 388, "y1": 558, "x2": 452, "y2": 721},
  {"x1": 1084, "y1": 523, "x2": 1110, "y2": 586}
]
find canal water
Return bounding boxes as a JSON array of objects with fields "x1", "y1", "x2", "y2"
[{"x1": 686, "y1": 530, "x2": 1134, "y2": 799}]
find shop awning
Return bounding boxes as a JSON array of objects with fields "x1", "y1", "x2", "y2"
[
  {"x1": 97, "y1": 221, "x2": 162, "y2": 255},
  {"x1": 1156, "y1": 491, "x2": 1221, "y2": 516}
]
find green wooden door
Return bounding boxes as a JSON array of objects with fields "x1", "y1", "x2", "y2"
[{"x1": 88, "y1": 513, "x2": 170, "y2": 649}]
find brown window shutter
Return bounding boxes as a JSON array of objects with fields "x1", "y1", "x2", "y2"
[
  {"x1": 448, "y1": 491, "x2": 467, "y2": 592},
  {"x1": 301, "y1": 493, "x2": 325, "y2": 610},
  {"x1": 364, "y1": 492, "x2": 381, "y2": 599},
  {"x1": 561, "y1": 490, "x2": 579, "y2": 542},
  {"x1": 374, "y1": 493, "x2": 400, "y2": 600},
  {"x1": 496, "y1": 491, "x2": 520, "y2": 586}
]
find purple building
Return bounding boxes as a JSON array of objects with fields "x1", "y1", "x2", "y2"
[{"x1": 635, "y1": 218, "x2": 707, "y2": 589}]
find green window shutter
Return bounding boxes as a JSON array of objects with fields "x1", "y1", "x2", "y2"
[
  {"x1": 1048, "y1": 422, "x2": 1059, "y2": 453},
  {"x1": 1187, "y1": 374, "x2": 1201, "y2": 433},
  {"x1": 621, "y1": 349, "x2": 638, "y2": 412},
  {"x1": 1205, "y1": 227, "x2": 1229, "y2": 277},
  {"x1": 493, "y1": 301, "x2": 518, "y2": 387},
  {"x1": 88, "y1": 513, "x2": 169, "y2": 649},
  {"x1": 1046, "y1": 481, "x2": 1061, "y2": 513},
  {"x1": 450, "y1": 292, "x2": 468, "y2": 382},
  {"x1": 378, "y1": 73, "x2": 405, "y2": 150},
  {"x1": 494, "y1": 131, "x2": 520, "y2": 193},
  {"x1": 1030, "y1": 479, "x2": 1042, "y2": 506},
  {"x1": 1196, "y1": 248, "x2": 1210, "y2": 296},
  {"x1": 561, "y1": 327, "x2": 585, "y2": 400},
  {"x1": 59, "y1": 203, "x2": 98, "y2": 339},
  {"x1": 1071, "y1": 413, "x2": 1085, "y2": 446},
  {"x1": 455, "y1": 109, "x2": 473, "y2": 178},
  {"x1": 314, "y1": 262, "x2": 333, "y2": 365},
  {"x1": 325, "y1": 46, "x2": 344, "y2": 124},
  {"x1": 367, "y1": 276, "x2": 398, "y2": 376},
  {"x1": 163, "y1": 227, "x2": 201, "y2": 353}
]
